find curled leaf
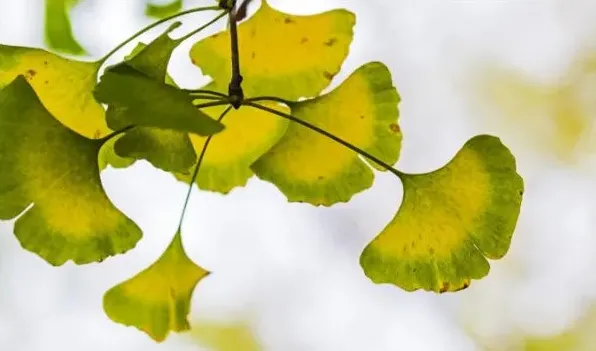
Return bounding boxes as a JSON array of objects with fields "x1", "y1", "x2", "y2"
[
  {"x1": 190, "y1": 0, "x2": 355, "y2": 99},
  {"x1": 0, "y1": 76, "x2": 141, "y2": 265},
  {"x1": 103, "y1": 231, "x2": 209, "y2": 342},
  {"x1": 252, "y1": 62, "x2": 401, "y2": 206},
  {"x1": 360, "y1": 135, "x2": 523, "y2": 292}
]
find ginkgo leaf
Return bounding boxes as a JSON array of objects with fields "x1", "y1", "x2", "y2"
[
  {"x1": 191, "y1": 321, "x2": 262, "y2": 351},
  {"x1": 360, "y1": 135, "x2": 523, "y2": 293},
  {"x1": 174, "y1": 96, "x2": 290, "y2": 193},
  {"x1": 145, "y1": 0, "x2": 184, "y2": 19},
  {"x1": 95, "y1": 64, "x2": 224, "y2": 136},
  {"x1": 0, "y1": 44, "x2": 107, "y2": 138},
  {"x1": 190, "y1": 0, "x2": 355, "y2": 99},
  {"x1": 95, "y1": 25, "x2": 212, "y2": 172},
  {"x1": 44, "y1": 0, "x2": 86, "y2": 55},
  {"x1": 0, "y1": 76, "x2": 142, "y2": 265},
  {"x1": 103, "y1": 231, "x2": 209, "y2": 342},
  {"x1": 252, "y1": 62, "x2": 401, "y2": 206}
]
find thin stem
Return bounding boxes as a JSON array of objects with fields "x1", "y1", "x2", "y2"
[
  {"x1": 245, "y1": 102, "x2": 404, "y2": 178},
  {"x1": 187, "y1": 89, "x2": 228, "y2": 98},
  {"x1": 191, "y1": 95, "x2": 228, "y2": 101},
  {"x1": 244, "y1": 96, "x2": 294, "y2": 106},
  {"x1": 96, "y1": 5, "x2": 220, "y2": 65},
  {"x1": 178, "y1": 105, "x2": 233, "y2": 230},
  {"x1": 192, "y1": 100, "x2": 231, "y2": 108},
  {"x1": 176, "y1": 10, "x2": 229, "y2": 43},
  {"x1": 99, "y1": 125, "x2": 135, "y2": 144},
  {"x1": 228, "y1": 1, "x2": 244, "y2": 108}
]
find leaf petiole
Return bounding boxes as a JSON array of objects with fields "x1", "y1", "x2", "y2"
[
  {"x1": 177, "y1": 105, "x2": 234, "y2": 230},
  {"x1": 186, "y1": 89, "x2": 228, "y2": 98},
  {"x1": 96, "y1": 5, "x2": 221, "y2": 66},
  {"x1": 176, "y1": 10, "x2": 230, "y2": 43},
  {"x1": 244, "y1": 101, "x2": 405, "y2": 178}
]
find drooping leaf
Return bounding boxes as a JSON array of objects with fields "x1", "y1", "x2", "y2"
[
  {"x1": 94, "y1": 64, "x2": 224, "y2": 136},
  {"x1": 190, "y1": 0, "x2": 355, "y2": 99},
  {"x1": 0, "y1": 76, "x2": 142, "y2": 265},
  {"x1": 104, "y1": 231, "x2": 209, "y2": 342},
  {"x1": 95, "y1": 25, "x2": 212, "y2": 173},
  {"x1": 174, "y1": 93, "x2": 290, "y2": 193},
  {"x1": 360, "y1": 135, "x2": 523, "y2": 293},
  {"x1": 191, "y1": 321, "x2": 262, "y2": 351},
  {"x1": 145, "y1": 0, "x2": 184, "y2": 19},
  {"x1": 44, "y1": 0, "x2": 86, "y2": 55},
  {"x1": 252, "y1": 62, "x2": 401, "y2": 206},
  {"x1": 0, "y1": 44, "x2": 107, "y2": 138}
]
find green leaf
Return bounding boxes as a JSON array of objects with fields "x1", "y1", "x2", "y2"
[
  {"x1": 94, "y1": 63, "x2": 224, "y2": 136},
  {"x1": 252, "y1": 62, "x2": 401, "y2": 206},
  {"x1": 360, "y1": 135, "x2": 524, "y2": 292},
  {"x1": 190, "y1": 0, "x2": 355, "y2": 99},
  {"x1": 191, "y1": 321, "x2": 262, "y2": 351},
  {"x1": 0, "y1": 44, "x2": 107, "y2": 138},
  {"x1": 0, "y1": 76, "x2": 142, "y2": 265},
  {"x1": 104, "y1": 231, "x2": 209, "y2": 342},
  {"x1": 95, "y1": 25, "x2": 218, "y2": 173},
  {"x1": 145, "y1": 0, "x2": 184, "y2": 19},
  {"x1": 174, "y1": 93, "x2": 290, "y2": 194},
  {"x1": 44, "y1": 0, "x2": 86, "y2": 55}
]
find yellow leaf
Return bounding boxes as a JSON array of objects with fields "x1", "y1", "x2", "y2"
[
  {"x1": 103, "y1": 231, "x2": 209, "y2": 342},
  {"x1": 175, "y1": 97, "x2": 290, "y2": 193},
  {"x1": 190, "y1": 0, "x2": 355, "y2": 99},
  {"x1": 191, "y1": 321, "x2": 262, "y2": 351},
  {"x1": 360, "y1": 135, "x2": 523, "y2": 292},
  {"x1": 0, "y1": 76, "x2": 141, "y2": 265},
  {"x1": 0, "y1": 45, "x2": 108, "y2": 138},
  {"x1": 252, "y1": 62, "x2": 401, "y2": 206}
]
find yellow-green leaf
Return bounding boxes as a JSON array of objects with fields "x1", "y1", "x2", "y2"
[
  {"x1": 145, "y1": 0, "x2": 183, "y2": 19},
  {"x1": 190, "y1": 0, "x2": 355, "y2": 99},
  {"x1": 175, "y1": 98, "x2": 290, "y2": 193},
  {"x1": 0, "y1": 76, "x2": 142, "y2": 265},
  {"x1": 360, "y1": 135, "x2": 523, "y2": 292},
  {"x1": 96, "y1": 25, "x2": 209, "y2": 173},
  {"x1": 103, "y1": 231, "x2": 209, "y2": 342},
  {"x1": 44, "y1": 0, "x2": 86, "y2": 55},
  {"x1": 191, "y1": 321, "x2": 262, "y2": 351},
  {"x1": 0, "y1": 44, "x2": 107, "y2": 138},
  {"x1": 252, "y1": 62, "x2": 401, "y2": 206}
]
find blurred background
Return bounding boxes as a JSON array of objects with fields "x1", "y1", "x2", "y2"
[{"x1": 1, "y1": 0, "x2": 596, "y2": 350}]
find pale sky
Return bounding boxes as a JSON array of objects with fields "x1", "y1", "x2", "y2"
[{"x1": 1, "y1": 0, "x2": 596, "y2": 350}]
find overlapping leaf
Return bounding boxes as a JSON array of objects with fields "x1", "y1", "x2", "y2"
[
  {"x1": 252, "y1": 62, "x2": 401, "y2": 206},
  {"x1": 190, "y1": 0, "x2": 355, "y2": 99},
  {"x1": 104, "y1": 231, "x2": 209, "y2": 342},
  {"x1": 360, "y1": 135, "x2": 524, "y2": 292},
  {"x1": 0, "y1": 76, "x2": 142, "y2": 265}
]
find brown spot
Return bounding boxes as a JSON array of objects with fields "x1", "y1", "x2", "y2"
[
  {"x1": 300, "y1": 37, "x2": 309, "y2": 44},
  {"x1": 25, "y1": 69, "x2": 36, "y2": 78},
  {"x1": 251, "y1": 28, "x2": 257, "y2": 37},
  {"x1": 317, "y1": 176, "x2": 324, "y2": 180},
  {"x1": 93, "y1": 130, "x2": 101, "y2": 139},
  {"x1": 44, "y1": 80, "x2": 49, "y2": 85},
  {"x1": 212, "y1": 33, "x2": 219, "y2": 38},
  {"x1": 411, "y1": 241, "x2": 416, "y2": 249},
  {"x1": 453, "y1": 281, "x2": 471, "y2": 292},
  {"x1": 43, "y1": 60, "x2": 48, "y2": 66},
  {"x1": 389, "y1": 123, "x2": 400, "y2": 133},
  {"x1": 359, "y1": 115, "x2": 365, "y2": 119},
  {"x1": 324, "y1": 38, "x2": 337, "y2": 47},
  {"x1": 439, "y1": 282, "x2": 450, "y2": 293},
  {"x1": 284, "y1": 17, "x2": 295, "y2": 24},
  {"x1": 251, "y1": 51, "x2": 256, "y2": 59},
  {"x1": 190, "y1": 58, "x2": 196, "y2": 65},
  {"x1": 323, "y1": 71, "x2": 334, "y2": 80},
  {"x1": 429, "y1": 247, "x2": 435, "y2": 255}
]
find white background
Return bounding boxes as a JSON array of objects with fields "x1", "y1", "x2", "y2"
[{"x1": 1, "y1": 0, "x2": 596, "y2": 350}]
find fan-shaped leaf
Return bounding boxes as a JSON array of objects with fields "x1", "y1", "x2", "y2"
[
  {"x1": 0, "y1": 44, "x2": 106, "y2": 138},
  {"x1": 252, "y1": 62, "x2": 401, "y2": 206},
  {"x1": 360, "y1": 135, "x2": 523, "y2": 292},
  {"x1": 191, "y1": 322, "x2": 262, "y2": 351},
  {"x1": 104, "y1": 231, "x2": 209, "y2": 342},
  {"x1": 190, "y1": 0, "x2": 355, "y2": 99},
  {"x1": 174, "y1": 97, "x2": 290, "y2": 193},
  {"x1": 0, "y1": 76, "x2": 142, "y2": 265}
]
